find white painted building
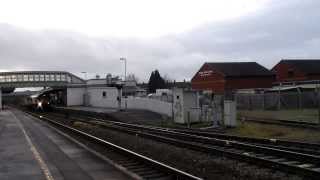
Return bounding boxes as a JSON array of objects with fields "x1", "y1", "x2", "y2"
[
  {"x1": 66, "y1": 84, "x2": 172, "y2": 117},
  {"x1": 67, "y1": 87, "x2": 86, "y2": 106},
  {"x1": 67, "y1": 86, "x2": 119, "y2": 108},
  {"x1": 173, "y1": 88, "x2": 200, "y2": 124},
  {"x1": 86, "y1": 87, "x2": 119, "y2": 108}
]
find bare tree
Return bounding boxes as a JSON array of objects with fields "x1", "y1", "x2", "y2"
[
  {"x1": 126, "y1": 73, "x2": 139, "y2": 83},
  {"x1": 163, "y1": 74, "x2": 173, "y2": 83}
]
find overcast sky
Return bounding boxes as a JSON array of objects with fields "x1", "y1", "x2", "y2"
[{"x1": 0, "y1": 0, "x2": 319, "y2": 82}]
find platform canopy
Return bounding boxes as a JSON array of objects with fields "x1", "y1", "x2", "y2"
[{"x1": 0, "y1": 71, "x2": 85, "y2": 88}]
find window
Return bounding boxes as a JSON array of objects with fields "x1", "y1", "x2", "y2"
[
  {"x1": 102, "y1": 91, "x2": 107, "y2": 98},
  {"x1": 40, "y1": 75, "x2": 45, "y2": 81},
  {"x1": 50, "y1": 74, "x2": 55, "y2": 81},
  {"x1": 29, "y1": 75, "x2": 34, "y2": 81},
  {"x1": 176, "y1": 95, "x2": 179, "y2": 99},
  {"x1": 45, "y1": 74, "x2": 50, "y2": 81},
  {"x1": 11, "y1": 75, "x2": 17, "y2": 82},
  {"x1": 5, "y1": 75, "x2": 11, "y2": 82},
  {"x1": 0, "y1": 76, "x2": 4, "y2": 82},
  {"x1": 56, "y1": 74, "x2": 61, "y2": 81},
  {"x1": 34, "y1": 75, "x2": 39, "y2": 81},
  {"x1": 17, "y1": 75, "x2": 23, "y2": 82},
  {"x1": 61, "y1": 74, "x2": 66, "y2": 81},
  {"x1": 23, "y1": 75, "x2": 28, "y2": 81}
]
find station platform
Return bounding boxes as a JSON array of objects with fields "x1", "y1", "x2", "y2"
[{"x1": 0, "y1": 109, "x2": 131, "y2": 180}]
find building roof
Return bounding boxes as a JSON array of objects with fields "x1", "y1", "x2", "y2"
[
  {"x1": 206, "y1": 62, "x2": 273, "y2": 77},
  {"x1": 278, "y1": 59, "x2": 320, "y2": 75}
]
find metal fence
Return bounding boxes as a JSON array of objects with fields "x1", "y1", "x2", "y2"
[{"x1": 236, "y1": 91, "x2": 320, "y2": 110}]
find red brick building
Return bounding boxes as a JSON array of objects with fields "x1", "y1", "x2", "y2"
[
  {"x1": 191, "y1": 62, "x2": 274, "y2": 93},
  {"x1": 272, "y1": 59, "x2": 320, "y2": 83},
  {"x1": 272, "y1": 59, "x2": 320, "y2": 82}
]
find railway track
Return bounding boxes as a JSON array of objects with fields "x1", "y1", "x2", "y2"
[
  {"x1": 22, "y1": 110, "x2": 202, "y2": 180},
  {"x1": 46, "y1": 111, "x2": 320, "y2": 156},
  {"x1": 30, "y1": 111, "x2": 320, "y2": 179},
  {"x1": 240, "y1": 116, "x2": 320, "y2": 129}
]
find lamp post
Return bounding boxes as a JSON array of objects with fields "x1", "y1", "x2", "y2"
[
  {"x1": 120, "y1": 57, "x2": 127, "y2": 82},
  {"x1": 120, "y1": 57, "x2": 127, "y2": 110}
]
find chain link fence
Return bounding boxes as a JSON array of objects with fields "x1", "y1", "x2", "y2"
[
  {"x1": 236, "y1": 91, "x2": 320, "y2": 123},
  {"x1": 236, "y1": 91, "x2": 320, "y2": 110}
]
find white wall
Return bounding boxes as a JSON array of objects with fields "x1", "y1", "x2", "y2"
[
  {"x1": 87, "y1": 87, "x2": 119, "y2": 108},
  {"x1": 173, "y1": 88, "x2": 184, "y2": 123},
  {"x1": 67, "y1": 88, "x2": 85, "y2": 106},
  {"x1": 173, "y1": 88, "x2": 200, "y2": 123},
  {"x1": 67, "y1": 86, "x2": 172, "y2": 117},
  {"x1": 124, "y1": 98, "x2": 172, "y2": 117}
]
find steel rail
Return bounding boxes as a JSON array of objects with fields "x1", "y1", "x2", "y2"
[
  {"x1": 25, "y1": 111, "x2": 203, "y2": 180},
  {"x1": 80, "y1": 120, "x2": 320, "y2": 179},
  {"x1": 40, "y1": 111, "x2": 320, "y2": 155},
  {"x1": 28, "y1": 111, "x2": 320, "y2": 179}
]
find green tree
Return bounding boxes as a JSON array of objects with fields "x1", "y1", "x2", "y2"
[{"x1": 148, "y1": 70, "x2": 166, "y2": 93}]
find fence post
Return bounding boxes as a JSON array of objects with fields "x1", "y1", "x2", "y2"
[
  {"x1": 187, "y1": 111, "x2": 191, "y2": 128},
  {"x1": 297, "y1": 87, "x2": 302, "y2": 109},
  {"x1": 278, "y1": 84, "x2": 282, "y2": 110},
  {"x1": 262, "y1": 91, "x2": 265, "y2": 110},
  {"x1": 249, "y1": 95, "x2": 252, "y2": 110},
  {"x1": 317, "y1": 83, "x2": 320, "y2": 124}
]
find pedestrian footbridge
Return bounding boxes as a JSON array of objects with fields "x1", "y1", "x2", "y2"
[
  {"x1": 0, "y1": 71, "x2": 85, "y2": 88},
  {"x1": 0, "y1": 71, "x2": 86, "y2": 109}
]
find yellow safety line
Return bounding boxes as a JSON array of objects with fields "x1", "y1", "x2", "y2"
[{"x1": 11, "y1": 111, "x2": 55, "y2": 180}]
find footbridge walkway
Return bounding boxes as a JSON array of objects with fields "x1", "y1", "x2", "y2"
[{"x1": 0, "y1": 71, "x2": 86, "y2": 108}]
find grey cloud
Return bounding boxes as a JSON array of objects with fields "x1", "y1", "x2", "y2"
[
  {"x1": 179, "y1": 0, "x2": 320, "y2": 68},
  {"x1": 1, "y1": 0, "x2": 320, "y2": 81}
]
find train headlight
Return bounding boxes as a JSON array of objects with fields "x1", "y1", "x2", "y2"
[{"x1": 37, "y1": 102, "x2": 42, "y2": 108}]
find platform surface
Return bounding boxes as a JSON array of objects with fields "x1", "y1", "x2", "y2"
[{"x1": 0, "y1": 109, "x2": 131, "y2": 180}]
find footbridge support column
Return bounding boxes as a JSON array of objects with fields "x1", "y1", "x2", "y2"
[{"x1": 0, "y1": 88, "x2": 2, "y2": 110}]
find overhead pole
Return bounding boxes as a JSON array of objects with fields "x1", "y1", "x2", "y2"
[{"x1": 120, "y1": 57, "x2": 127, "y2": 110}]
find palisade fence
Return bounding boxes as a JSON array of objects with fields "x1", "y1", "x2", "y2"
[{"x1": 236, "y1": 91, "x2": 320, "y2": 110}]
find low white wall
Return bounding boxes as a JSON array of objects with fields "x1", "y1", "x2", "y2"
[
  {"x1": 67, "y1": 88, "x2": 85, "y2": 106},
  {"x1": 123, "y1": 98, "x2": 172, "y2": 117},
  {"x1": 67, "y1": 86, "x2": 172, "y2": 117},
  {"x1": 87, "y1": 87, "x2": 118, "y2": 108}
]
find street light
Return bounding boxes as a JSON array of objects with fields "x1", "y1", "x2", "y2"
[
  {"x1": 120, "y1": 57, "x2": 127, "y2": 82},
  {"x1": 120, "y1": 57, "x2": 127, "y2": 110}
]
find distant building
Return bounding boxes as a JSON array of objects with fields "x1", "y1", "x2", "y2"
[
  {"x1": 272, "y1": 59, "x2": 320, "y2": 84},
  {"x1": 167, "y1": 81, "x2": 192, "y2": 90},
  {"x1": 86, "y1": 75, "x2": 121, "y2": 86},
  {"x1": 191, "y1": 62, "x2": 275, "y2": 93}
]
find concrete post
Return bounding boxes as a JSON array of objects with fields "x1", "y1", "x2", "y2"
[
  {"x1": 117, "y1": 88, "x2": 122, "y2": 111},
  {"x1": 187, "y1": 111, "x2": 191, "y2": 128},
  {"x1": 297, "y1": 87, "x2": 302, "y2": 109},
  {"x1": 317, "y1": 83, "x2": 320, "y2": 124},
  {"x1": 262, "y1": 91, "x2": 265, "y2": 110},
  {"x1": 278, "y1": 83, "x2": 282, "y2": 110},
  {"x1": 224, "y1": 100, "x2": 237, "y2": 127},
  {"x1": 0, "y1": 88, "x2": 2, "y2": 110}
]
